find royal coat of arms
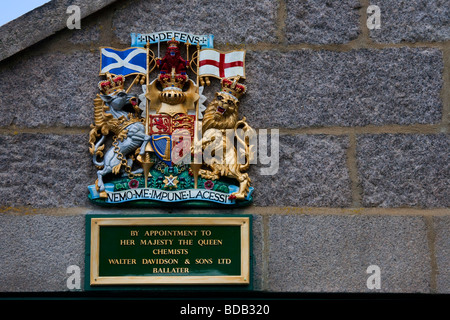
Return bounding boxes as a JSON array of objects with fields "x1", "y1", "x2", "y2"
[{"x1": 87, "y1": 31, "x2": 254, "y2": 207}]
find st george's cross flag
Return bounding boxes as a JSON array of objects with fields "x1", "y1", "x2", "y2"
[
  {"x1": 100, "y1": 47, "x2": 147, "y2": 76},
  {"x1": 198, "y1": 49, "x2": 245, "y2": 79}
]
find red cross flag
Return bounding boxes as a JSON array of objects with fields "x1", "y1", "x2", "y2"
[{"x1": 198, "y1": 49, "x2": 245, "y2": 79}]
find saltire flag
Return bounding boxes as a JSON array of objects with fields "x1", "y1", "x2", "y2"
[
  {"x1": 100, "y1": 47, "x2": 147, "y2": 76},
  {"x1": 198, "y1": 49, "x2": 245, "y2": 79}
]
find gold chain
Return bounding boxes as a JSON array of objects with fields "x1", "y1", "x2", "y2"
[{"x1": 112, "y1": 135, "x2": 135, "y2": 179}]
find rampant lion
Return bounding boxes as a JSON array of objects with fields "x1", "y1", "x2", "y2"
[{"x1": 199, "y1": 88, "x2": 255, "y2": 200}]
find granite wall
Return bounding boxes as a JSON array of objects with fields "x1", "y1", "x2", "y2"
[{"x1": 0, "y1": 0, "x2": 448, "y2": 293}]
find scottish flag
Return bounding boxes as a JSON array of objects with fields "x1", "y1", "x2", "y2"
[{"x1": 100, "y1": 47, "x2": 147, "y2": 76}]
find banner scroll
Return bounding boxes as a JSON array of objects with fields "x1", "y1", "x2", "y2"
[{"x1": 131, "y1": 31, "x2": 214, "y2": 48}]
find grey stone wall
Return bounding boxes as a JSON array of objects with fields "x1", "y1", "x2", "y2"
[{"x1": 0, "y1": 0, "x2": 448, "y2": 293}]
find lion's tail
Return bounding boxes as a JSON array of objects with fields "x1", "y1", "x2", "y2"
[{"x1": 235, "y1": 117, "x2": 255, "y2": 172}]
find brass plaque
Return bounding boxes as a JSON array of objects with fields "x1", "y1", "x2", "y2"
[{"x1": 88, "y1": 216, "x2": 251, "y2": 285}]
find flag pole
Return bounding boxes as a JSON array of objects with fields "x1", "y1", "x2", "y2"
[
  {"x1": 137, "y1": 41, "x2": 154, "y2": 188},
  {"x1": 125, "y1": 74, "x2": 140, "y2": 93},
  {"x1": 145, "y1": 41, "x2": 150, "y2": 137},
  {"x1": 190, "y1": 43, "x2": 202, "y2": 189}
]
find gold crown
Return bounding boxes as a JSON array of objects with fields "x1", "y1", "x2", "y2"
[
  {"x1": 158, "y1": 68, "x2": 188, "y2": 90},
  {"x1": 167, "y1": 38, "x2": 180, "y2": 48},
  {"x1": 98, "y1": 74, "x2": 125, "y2": 95},
  {"x1": 220, "y1": 76, "x2": 246, "y2": 100},
  {"x1": 157, "y1": 69, "x2": 188, "y2": 105}
]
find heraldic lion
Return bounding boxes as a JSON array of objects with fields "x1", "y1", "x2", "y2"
[{"x1": 199, "y1": 81, "x2": 255, "y2": 200}]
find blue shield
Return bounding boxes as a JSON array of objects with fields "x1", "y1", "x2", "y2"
[{"x1": 151, "y1": 135, "x2": 172, "y2": 166}]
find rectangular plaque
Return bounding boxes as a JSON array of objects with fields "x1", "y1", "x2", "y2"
[{"x1": 88, "y1": 215, "x2": 250, "y2": 285}]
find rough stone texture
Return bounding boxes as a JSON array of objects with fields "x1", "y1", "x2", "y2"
[
  {"x1": 0, "y1": 51, "x2": 98, "y2": 127},
  {"x1": 285, "y1": 0, "x2": 361, "y2": 44},
  {"x1": 243, "y1": 47, "x2": 442, "y2": 129},
  {"x1": 0, "y1": 0, "x2": 447, "y2": 296},
  {"x1": 250, "y1": 214, "x2": 264, "y2": 290},
  {"x1": 0, "y1": 0, "x2": 118, "y2": 61},
  {"x1": 0, "y1": 134, "x2": 94, "y2": 208},
  {"x1": 68, "y1": 21, "x2": 101, "y2": 44},
  {"x1": 112, "y1": 0, "x2": 278, "y2": 45},
  {"x1": 369, "y1": 0, "x2": 450, "y2": 43},
  {"x1": 251, "y1": 135, "x2": 352, "y2": 207},
  {"x1": 433, "y1": 216, "x2": 450, "y2": 293},
  {"x1": 0, "y1": 214, "x2": 85, "y2": 292},
  {"x1": 268, "y1": 214, "x2": 432, "y2": 292},
  {"x1": 357, "y1": 134, "x2": 450, "y2": 208}
]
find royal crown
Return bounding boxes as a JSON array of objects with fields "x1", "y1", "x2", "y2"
[
  {"x1": 158, "y1": 71, "x2": 188, "y2": 91},
  {"x1": 98, "y1": 74, "x2": 125, "y2": 95},
  {"x1": 167, "y1": 38, "x2": 180, "y2": 48},
  {"x1": 158, "y1": 69, "x2": 188, "y2": 105},
  {"x1": 220, "y1": 76, "x2": 246, "y2": 100}
]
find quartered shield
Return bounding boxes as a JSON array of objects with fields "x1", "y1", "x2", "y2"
[{"x1": 148, "y1": 114, "x2": 195, "y2": 166}]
